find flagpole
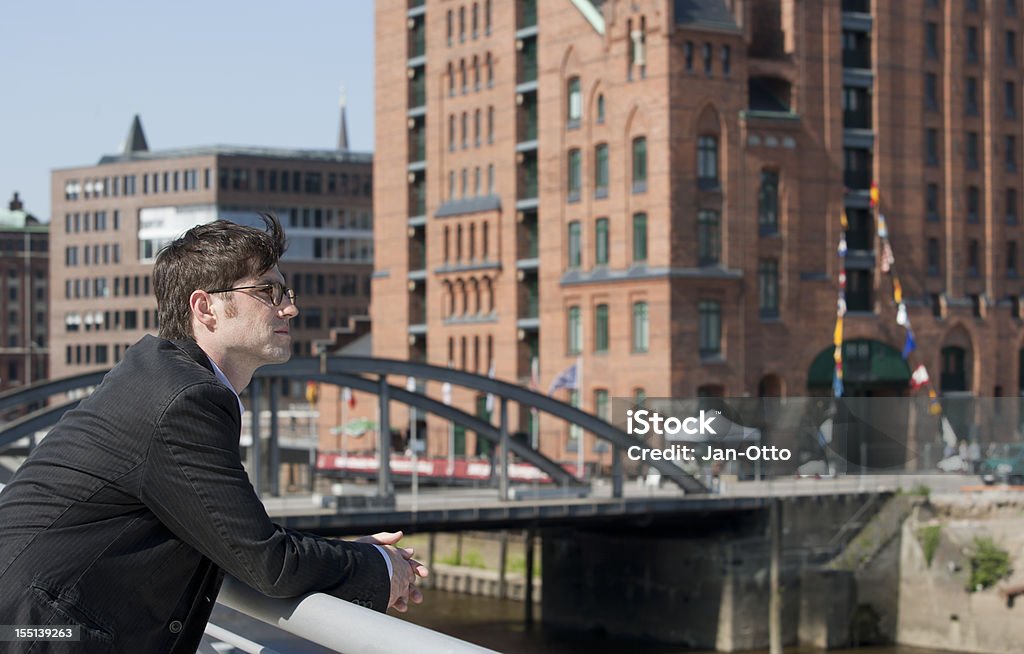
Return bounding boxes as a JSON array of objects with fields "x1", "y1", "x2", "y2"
[
  {"x1": 530, "y1": 356, "x2": 539, "y2": 450},
  {"x1": 576, "y1": 355, "x2": 584, "y2": 479}
]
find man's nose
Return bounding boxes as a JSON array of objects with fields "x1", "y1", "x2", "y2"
[{"x1": 279, "y1": 301, "x2": 299, "y2": 319}]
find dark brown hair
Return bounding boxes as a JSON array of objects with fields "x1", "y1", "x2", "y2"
[{"x1": 153, "y1": 213, "x2": 287, "y2": 340}]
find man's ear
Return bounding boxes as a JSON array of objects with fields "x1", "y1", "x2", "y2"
[{"x1": 189, "y1": 290, "x2": 217, "y2": 332}]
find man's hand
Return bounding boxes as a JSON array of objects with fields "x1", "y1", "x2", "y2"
[{"x1": 357, "y1": 531, "x2": 429, "y2": 612}]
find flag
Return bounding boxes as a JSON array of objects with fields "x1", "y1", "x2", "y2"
[
  {"x1": 892, "y1": 277, "x2": 903, "y2": 304},
  {"x1": 910, "y1": 364, "x2": 930, "y2": 390},
  {"x1": 441, "y1": 382, "x2": 452, "y2": 406},
  {"x1": 529, "y1": 356, "x2": 540, "y2": 417},
  {"x1": 896, "y1": 302, "x2": 908, "y2": 326},
  {"x1": 832, "y1": 369, "x2": 845, "y2": 398},
  {"x1": 876, "y1": 214, "x2": 889, "y2": 239},
  {"x1": 838, "y1": 234, "x2": 848, "y2": 257},
  {"x1": 902, "y1": 328, "x2": 917, "y2": 359},
  {"x1": 341, "y1": 386, "x2": 356, "y2": 409},
  {"x1": 881, "y1": 241, "x2": 894, "y2": 273},
  {"x1": 870, "y1": 182, "x2": 880, "y2": 208},
  {"x1": 548, "y1": 361, "x2": 579, "y2": 395},
  {"x1": 841, "y1": 209, "x2": 849, "y2": 230},
  {"x1": 305, "y1": 381, "x2": 318, "y2": 404},
  {"x1": 485, "y1": 360, "x2": 496, "y2": 413}
]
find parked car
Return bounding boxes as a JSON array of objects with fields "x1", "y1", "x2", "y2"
[{"x1": 980, "y1": 443, "x2": 1024, "y2": 485}]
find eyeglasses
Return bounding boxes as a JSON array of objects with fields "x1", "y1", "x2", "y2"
[{"x1": 207, "y1": 282, "x2": 297, "y2": 306}]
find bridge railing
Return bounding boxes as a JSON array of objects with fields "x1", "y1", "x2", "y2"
[{"x1": 213, "y1": 575, "x2": 499, "y2": 654}]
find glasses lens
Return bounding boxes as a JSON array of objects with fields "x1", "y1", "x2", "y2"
[{"x1": 271, "y1": 283, "x2": 285, "y2": 305}]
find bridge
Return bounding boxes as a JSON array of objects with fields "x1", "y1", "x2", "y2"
[{"x1": 0, "y1": 359, "x2": 949, "y2": 652}]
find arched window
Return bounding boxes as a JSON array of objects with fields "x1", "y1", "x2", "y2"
[{"x1": 567, "y1": 77, "x2": 582, "y2": 125}]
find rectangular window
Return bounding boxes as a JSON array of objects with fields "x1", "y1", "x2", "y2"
[
  {"x1": 595, "y1": 304, "x2": 609, "y2": 352},
  {"x1": 759, "y1": 170, "x2": 779, "y2": 234},
  {"x1": 968, "y1": 186, "x2": 981, "y2": 223},
  {"x1": 684, "y1": 41, "x2": 694, "y2": 72},
  {"x1": 1007, "y1": 81, "x2": 1017, "y2": 117},
  {"x1": 632, "y1": 213, "x2": 648, "y2": 263},
  {"x1": 1008, "y1": 188, "x2": 1019, "y2": 223},
  {"x1": 928, "y1": 238, "x2": 940, "y2": 276},
  {"x1": 927, "y1": 183, "x2": 941, "y2": 221},
  {"x1": 966, "y1": 77, "x2": 979, "y2": 115},
  {"x1": 567, "y1": 306, "x2": 582, "y2": 354},
  {"x1": 759, "y1": 260, "x2": 779, "y2": 318},
  {"x1": 1007, "y1": 135, "x2": 1018, "y2": 170},
  {"x1": 926, "y1": 22, "x2": 939, "y2": 59},
  {"x1": 568, "y1": 221, "x2": 582, "y2": 268},
  {"x1": 967, "y1": 132, "x2": 979, "y2": 169},
  {"x1": 697, "y1": 210, "x2": 720, "y2": 265},
  {"x1": 1009, "y1": 241, "x2": 1019, "y2": 276},
  {"x1": 1009, "y1": 31, "x2": 1018, "y2": 66},
  {"x1": 967, "y1": 26, "x2": 980, "y2": 63},
  {"x1": 697, "y1": 136, "x2": 719, "y2": 188},
  {"x1": 630, "y1": 137, "x2": 649, "y2": 194},
  {"x1": 722, "y1": 45, "x2": 731, "y2": 75},
  {"x1": 595, "y1": 218, "x2": 609, "y2": 265},
  {"x1": 968, "y1": 239, "x2": 980, "y2": 276},
  {"x1": 925, "y1": 73, "x2": 939, "y2": 111},
  {"x1": 568, "y1": 149, "x2": 582, "y2": 201},
  {"x1": 702, "y1": 42, "x2": 712, "y2": 74},
  {"x1": 698, "y1": 300, "x2": 722, "y2": 358},
  {"x1": 926, "y1": 128, "x2": 940, "y2": 165},
  {"x1": 594, "y1": 144, "x2": 609, "y2": 197},
  {"x1": 632, "y1": 301, "x2": 649, "y2": 353}
]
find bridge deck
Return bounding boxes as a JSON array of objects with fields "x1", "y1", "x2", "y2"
[{"x1": 261, "y1": 474, "x2": 964, "y2": 534}]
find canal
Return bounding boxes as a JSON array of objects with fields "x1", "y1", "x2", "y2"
[{"x1": 397, "y1": 588, "x2": 956, "y2": 654}]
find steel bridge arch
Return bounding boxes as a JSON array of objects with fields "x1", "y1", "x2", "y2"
[{"x1": 0, "y1": 357, "x2": 707, "y2": 495}]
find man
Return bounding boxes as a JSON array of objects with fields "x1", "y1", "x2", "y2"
[{"x1": 0, "y1": 214, "x2": 426, "y2": 652}]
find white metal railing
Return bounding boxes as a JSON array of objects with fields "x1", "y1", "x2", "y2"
[
  {"x1": 202, "y1": 622, "x2": 280, "y2": 654},
  {"x1": 215, "y1": 576, "x2": 499, "y2": 654}
]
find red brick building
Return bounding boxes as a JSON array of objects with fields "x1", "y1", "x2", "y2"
[{"x1": 370, "y1": 0, "x2": 1024, "y2": 468}]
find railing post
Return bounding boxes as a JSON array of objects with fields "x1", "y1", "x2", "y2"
[
  {"x1": 524, "y1": 528, "x2": 536, "y2": 627},
  {"x1": 499, "y1": 397, "x2": 509, "y2": 500},
  {"x1": 249, "y1": 377, "x2": 262, "y2": 498},
  {"x1": 269, "y1": 378, "x2": 280, "y2": 497},
  {"x1": 378, "y1": 375, "x2": 392, "y2": 497},
  {"x1": 612, "y1": 444, "x2": 623, "y2": 498}
]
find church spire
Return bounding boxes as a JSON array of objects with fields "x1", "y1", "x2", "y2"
[
  {"x1": 337, "y1": 87, "x2": 349, "y2": 151},
  {"x1": 121, "y1": 114, "x2": 149, "y2": 156}
]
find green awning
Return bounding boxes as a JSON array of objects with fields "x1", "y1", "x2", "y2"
[{"x1": 807, "y1": 339, "x2": 911, "y2": 388}]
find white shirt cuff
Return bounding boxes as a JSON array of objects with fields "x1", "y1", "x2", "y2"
[{"x1": 372, "y1": 544, "x2": 394, "y2": 579}]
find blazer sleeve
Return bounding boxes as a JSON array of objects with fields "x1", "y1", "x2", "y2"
[{"x1": 140, "y1": 382, "x2": 390, "y2": 610}]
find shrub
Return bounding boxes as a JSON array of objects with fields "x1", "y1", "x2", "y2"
[
  {"x1": 917, "y1": 525, "x2": 942, "y2": 567},
  {"x1": 967, "y1": 537, "x2": 1011, "y2": 592}
]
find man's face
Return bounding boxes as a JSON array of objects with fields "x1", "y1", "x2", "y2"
[{"x1": 212, "y1": 266, "x2": 298, "y2": 368}]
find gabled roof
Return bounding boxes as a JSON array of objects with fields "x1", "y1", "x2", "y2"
[{"x1": 675, "y1": 0, "x2": 740, "y2": 32}]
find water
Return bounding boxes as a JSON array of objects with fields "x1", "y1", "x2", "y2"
[{"x1": 398, "y1": 588, "x2": 957, "y2": 654}]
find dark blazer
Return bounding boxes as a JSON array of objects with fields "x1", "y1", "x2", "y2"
[{"x1": 0, "y1": 335, "x2": 389, "y2": 653}]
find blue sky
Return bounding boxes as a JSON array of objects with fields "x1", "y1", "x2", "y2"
[{"x1": 0, "y1": 1, "x2": 375, "y2": 221}]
